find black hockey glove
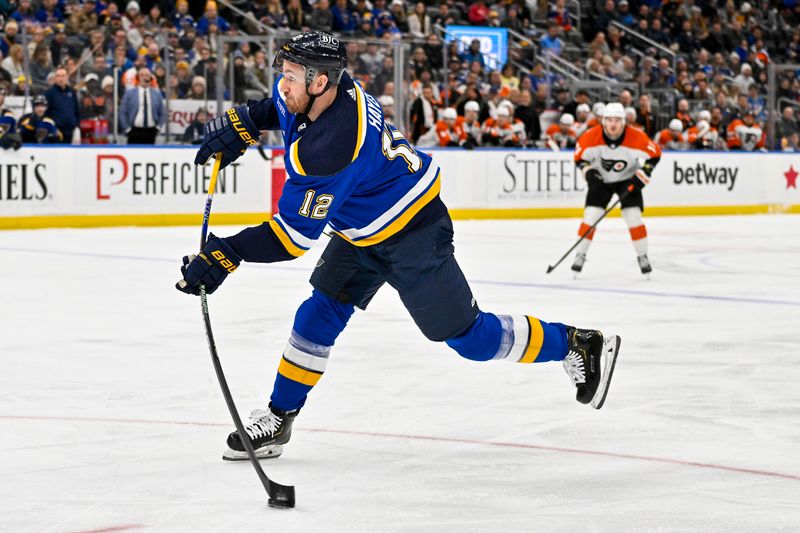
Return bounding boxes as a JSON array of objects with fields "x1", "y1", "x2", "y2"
[
  {"x1": 194, "y1": 105, "x2": 260, "y2": 170},
  {"x1": 176, "y1": 234, "x2": 241, "y2": 295},
  {"x1": 584, "y1": 168, "x2": 602, "y2": 187},
  {"x1": 626, "y1": 176, "x2": 646, "y2": 192}
]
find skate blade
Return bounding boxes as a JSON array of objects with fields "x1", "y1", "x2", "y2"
[
  {"x1": 591, "y1": 334, "x2": 621, "y2": 409},
  {"x1": 222, "y1": 444, "x2": 283, "y2": 461}
]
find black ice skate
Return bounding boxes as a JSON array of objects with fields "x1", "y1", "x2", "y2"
[
  {"x1": 563, "y1": 327, "x2": 621, "y2": 409},
  {"x1": 571, "y1": 253, "x2": 586, "y2": 273},
  {"x1": 222, "y1": 404, "x2": 298, "y2": 461},
  {"x1": 637, "y1": 254, "x2": 652, "y2": 274}
]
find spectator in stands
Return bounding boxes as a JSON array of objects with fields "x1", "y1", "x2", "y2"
[
  {"x1": 78, "y1": 73, "x2": 106, "y2": 119},
  {"x1": 746, "y1": 84, "x2": 767, "y2": 122},
  {"x1": 468, "y1": 0, "x2": 489, "y2": 25},
  {"x1": 0, "y1": 51, "x2": 10, "y2": 87},
  {"x1": 408, "y1": 2, "x2": 432, "y2": 39},
  {"x1": 1, "y1": 19, "x2": 18, "y2": 58},
  {"x1": 183, "y1": 107, "x2": 208, "y2": 145},
  {"x1": 309, "y1": 0, "x2": 333, "y2": 32},
  {"x1": 625, "y1": 107, "x2": 638, "y2": 130},
  {"x1": 189, "y1": 76, "x2": 207, "y2": 100},
  {"x1": 285, "y1": 0, "x2": 306, "y2": 30},
  {"x1": 777, "y1": 107, "x2": 798, "y2": 147},
  {"x1": 675, "y1": 99, "x2": 694, "y2": 129},
  {"x1": 19, "y1": 95, "x2": 62, "y2": 144},
  {"x1": 36, "y1": 0, "x2": 63, "y2": 25},
  {"x1": 8, "y1": 3, "x2": 35, "y2": 26},
  {"x1": 562, "y1": 89, "x2": 588, "y2": 118},
  {"x1": 331, "y1": 0, "x2": 356, "y2": 33},
  {"x1": 44, "y1": 68, "x2": 79, "y2": 143},
  {"x1": 540, "y1": 21, "x2": 564, "y2": 56},
  {"x1": 378, "y1": 95, "x2": 395, "y2": 126},
  {"x1": 636, "y1": 93, "x2": 656, "y2": 137},
  {"x1": 733, "y1": 63, "x2": 756, "y2": 92},
  {"x1": 389, "y1": 0, "x2": 408, "y2": 33},
  {"x1": 68, "y1": 0, "x2": 98, "y2": 35},
  {"x1": 514, "y1": 90, "x2": 540, "y2": 144},
  {"x1": 171, "y1": 0, "x2": 193, "y2": 30},
  {"x1": 197, "y1": 1, "x2": 229, "y2": 36},
  {"x1": 119, "y1": 67, "x2": 164, "y2": 145},
  {"x1": 460, "y1": 39, "x2": 485, "y2": 68},
  {"x1": 1, "y1": 44, "x2": 24, "y2": 82},
  {"x1": 409, "y1": 82, "x2": 439, "y2": 143},
  {"x1": 29, "y1": 44, "x2": 53, "y2": 93}
]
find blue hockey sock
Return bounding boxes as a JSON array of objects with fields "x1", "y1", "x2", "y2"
[
  {"x1": 271, "y1": 290, "x2": 354, "y2": 411},
  {"x1": 446, "y1": 312, "x2": 568, "y2": 363}
]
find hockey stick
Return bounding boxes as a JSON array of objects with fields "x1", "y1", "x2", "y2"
[
  {"x1": 546, "y1": 182, "x2": 635, "y2": 274},
  {"x1": 199, "y1": 153, "x2": 296, "y2": 509}
]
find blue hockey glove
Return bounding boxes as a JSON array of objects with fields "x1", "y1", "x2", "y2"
[
  {"x1": 584, "y1": 168, "x2": 602, "y2": 186},
  {"x1": 194, "y1": 105, "x2": 260, "y2": 170},
  {"x1": 176, "y1": 234, "x2": 241, "y2": 295}
]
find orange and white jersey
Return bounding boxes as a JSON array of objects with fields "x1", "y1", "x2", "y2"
[
  {"x1": 434, "y1": 119, "x2": 465, "y2": 146},
  {"x1": 655, "y1": 129, "x2": 688, "y2": 150},
  {"x1": 482, "y1": 118, "x2": 524, "y2": 146},
  {"x1": 545, "y1": 123, "x2": 577, "y2": 149},
  {"x1": 727, "y1": 119, "x2": 764, "y2": 151},
  {"x1": 455, "y1": 116, "x2": 482, "y2": 144},
  {"x1": 686, "y1": 124, "x2": 718, "y2": 148},
  {"x1": 574, "y1": 125, "x2": 661, "y2": 184}
]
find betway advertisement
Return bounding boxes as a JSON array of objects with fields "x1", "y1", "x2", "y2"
[{"x1": 0, "y1": 147, "x2": 270, "y2": 220}]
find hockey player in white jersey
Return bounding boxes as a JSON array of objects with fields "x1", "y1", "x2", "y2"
[{"x1": 571, "y1": 102, "x2": 661, "y2": 275}]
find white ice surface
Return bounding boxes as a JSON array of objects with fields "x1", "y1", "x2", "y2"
[{"x1": 1, "y1": 215, "x2": 799, "y2": 533}]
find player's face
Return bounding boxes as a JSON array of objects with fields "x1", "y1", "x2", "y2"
[
  {"x1": 281, "y1": 61, "x2": 311, "y2": 114},
  {"x1": 602, "y1": 116, "x2": 624, "y2": 138}
]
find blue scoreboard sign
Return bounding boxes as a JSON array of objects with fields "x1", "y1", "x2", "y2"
[{"x1": 445, "y1": 26, "x2": 509, "y2": 70}]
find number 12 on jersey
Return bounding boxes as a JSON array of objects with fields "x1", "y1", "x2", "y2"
[{"x1": 299, "y1": 189, "x2": 334, "y2": 219}]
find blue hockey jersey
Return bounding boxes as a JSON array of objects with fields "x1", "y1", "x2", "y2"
[{"x1": 238, "y1": 72, "x2": 442, "y2": 262}]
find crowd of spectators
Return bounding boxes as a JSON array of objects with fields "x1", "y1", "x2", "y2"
[{"x1": 0, "y1": 0, "x2": 798, "y2": 150}]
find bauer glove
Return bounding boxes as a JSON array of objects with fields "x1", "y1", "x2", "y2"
[
  {"x1": 195, "y1": 105, "x2": 260, "y2": 170},
  {"x1": 176, "y1": 234, "x2": 241, "y2": 295}
]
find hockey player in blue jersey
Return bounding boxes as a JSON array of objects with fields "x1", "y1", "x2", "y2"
[{"x1": 177, "y1": 30, "x2": 621, "y2": 461}]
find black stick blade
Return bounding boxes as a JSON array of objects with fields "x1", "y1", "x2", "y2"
[
  {"x1": 546, "y1": 265, "x2": 555, "y2": 274},
  {"x1": 268, "y1": 482, "x2": 296, "y2": 508}
]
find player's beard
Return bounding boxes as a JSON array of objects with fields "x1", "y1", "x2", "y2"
[{"x1": 285, "y1": 93, "x2": 309, "y2": 115}]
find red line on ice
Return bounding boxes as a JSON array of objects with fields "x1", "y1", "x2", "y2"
[
  {"x1": 2, "y1": 414, "x2": 798, "y2": 482},
  {"x1": 66, "y1": 525, "x2": 146, "y2": 533}
]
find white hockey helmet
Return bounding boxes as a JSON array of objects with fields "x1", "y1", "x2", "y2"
[
  {"x1": 499, "y1": 99, "x2": 514, "y2": 111},
  {"x1": 496, "y1": 106, "x2": 511, "y2": 118},
  {"x1": 603, "y1": 102, "x2": 626, "y2": 120},
  {"x1": 625, "y1": 106, "x2": 637, "y2": 120},
  {"x1": 560, "y1": 113, "x2": 575, "y2": 126},
  {"x1": 669, "y1": 118, "x2": 684, "y2": 132},
  {"x1": 698, "y1": 109, "x2": 711, "y2": 122},
  {"x1": 576, "y1": 103, "x2": 591, "y2": 115},
  {"x1": 592, "y1": 102, "x2": 606, "y2": 116},
  {"x1": 441, "y1": 107, "x2": 457, "y2": 120},
  {"x1": 464, "y1": 100, "x2": 480, "y2": 113}
]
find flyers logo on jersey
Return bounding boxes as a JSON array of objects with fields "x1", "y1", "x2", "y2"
[
  {"x1": 227, "y1": 108, "x2": 258, "y2": 146},
  {"x1": 601, "y1": 159, "x2": 628, "y2": 173}
]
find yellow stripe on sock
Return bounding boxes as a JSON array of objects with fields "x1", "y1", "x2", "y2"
[
  {"x1": 519, "y1": 316, "x2": 544, "y2": 363},
  {"x1": 278, "y1": 357, "x2": 323, "y2": 387}
]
